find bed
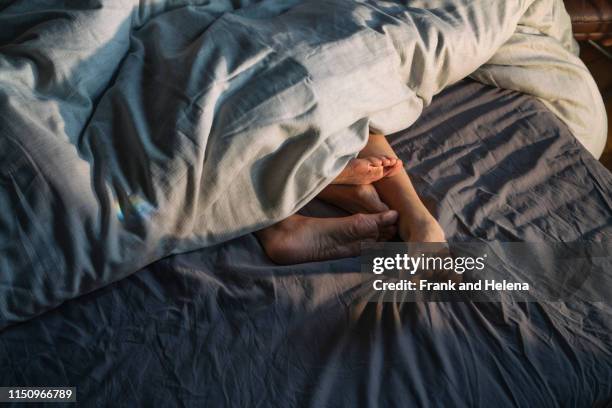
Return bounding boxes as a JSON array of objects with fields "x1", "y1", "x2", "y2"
[{"x1": 1, "y1": 78, "x2": 611, "y2": 406}]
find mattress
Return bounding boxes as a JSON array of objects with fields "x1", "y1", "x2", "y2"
[{"x1": 1, "y1": 80, "x2": 611, "y2": 406}]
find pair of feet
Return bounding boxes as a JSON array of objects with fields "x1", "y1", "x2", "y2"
[{"x1": 257, "y1": 156, "x2": 445, "y2": 264}]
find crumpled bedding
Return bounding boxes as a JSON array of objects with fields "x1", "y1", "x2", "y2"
[
  {"x1": 0, "y1": 0, "x2": 607, "y2": 328},
  {"x1": 0, "y1": 80, "x2": 610, "y2": 406}
]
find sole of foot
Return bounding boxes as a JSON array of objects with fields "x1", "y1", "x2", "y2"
[
  {"x1": 257, "y1": 211, "x2": 399, "y2": 264},
  {"x1": 317, "y1": 184, "x2": 390, "y2": 214},
  {"x1": 333, "y1": 156, "x2": 403, "y2": 185}
]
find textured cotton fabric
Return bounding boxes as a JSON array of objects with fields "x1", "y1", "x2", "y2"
[
  {"x1": 0, "y1": 80, "x2": 610, "y2": 406},
  {"x1": 0, "y1": 0, "x2": 607, "y2": 327}
]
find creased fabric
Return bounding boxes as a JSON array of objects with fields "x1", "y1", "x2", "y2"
[
  {"x1": 0, "y1": 0, "x2": 607, "y2": 328},
  {"x1": 0, "y1": 80, "x2": 610, "y2": 406}
]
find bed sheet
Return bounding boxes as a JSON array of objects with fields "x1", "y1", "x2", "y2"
[{"x1": 1, "y1": 80, "x2": 611, "y2": 407}]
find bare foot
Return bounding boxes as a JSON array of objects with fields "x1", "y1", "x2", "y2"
[
  {"x1": 332, "y1": 156, "x2": 403, "y2": 185},
  {"x1": 256, "y1": 211, "x2": 398, "y2": 264},
  {"x1": 317, "y1": 184, "x2": 389, "y2": 214},
  {"x1": 400, "y1": 216, "x2": 446, "y2": 243}
]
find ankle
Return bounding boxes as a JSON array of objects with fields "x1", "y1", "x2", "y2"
[{"x1": 399, "y1": 212, "x2": 439, "y2": 240}]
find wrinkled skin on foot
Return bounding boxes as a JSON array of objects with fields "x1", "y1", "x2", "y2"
[
  {"x1": 256, "y1": 212, "x2": 398, "y2": 264},
  {"x1": 319, "y1": 181, "x2": 446, "y2": 244},
  {"x1": 318, "y1": 184, "x2": 389, "y2": 214}
]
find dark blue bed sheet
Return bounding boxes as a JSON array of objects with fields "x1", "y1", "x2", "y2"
[{"x1": 1, "y1": 80, "x2": 611, "y2": 407}]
